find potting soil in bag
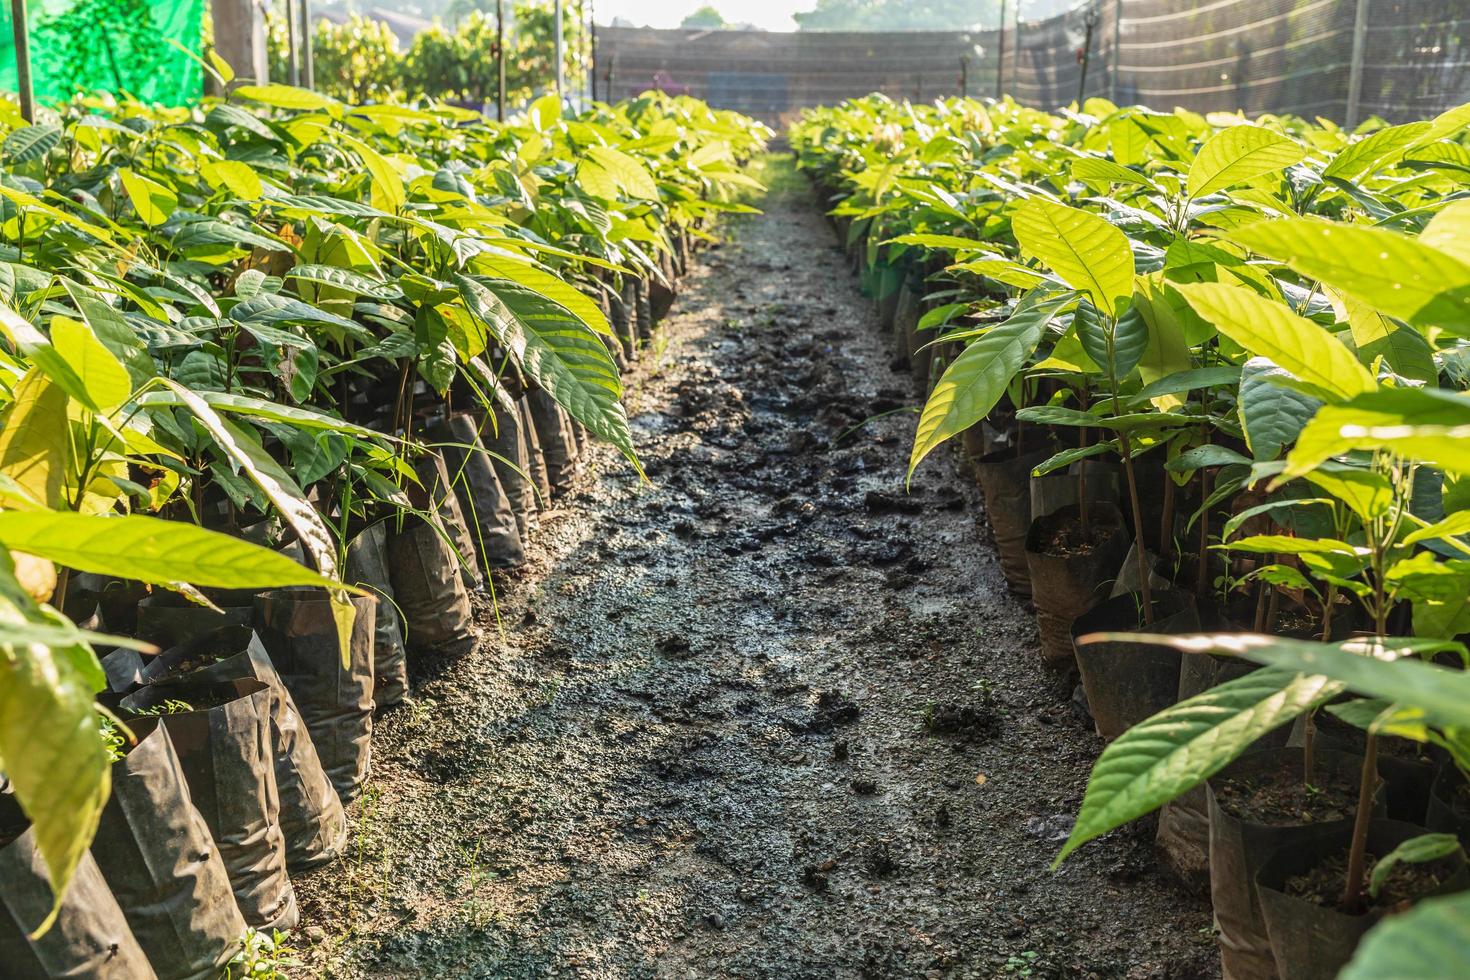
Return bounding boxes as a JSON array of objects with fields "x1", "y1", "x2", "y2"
[
  {"x1": 386, "y1": 516, "x2": 476, "y2": 657},
  {"x1": 1206, "y1": 748, "x2": 1378, "y2": 980},
  {"x1": 411, "y1": 448, "x2": 484, "y2": 593},
  {"x1": 1070, "y1": 590, "x2": 1196, "y2": 741},
  {"x1": 345, "y1": 521, "x2": 410, "y2": 707},
  {"x1": 120, "y1": 678, "x2": 297, "y2": 932},
  {"x1": 432, "y1": 413, "x2": 525, "y2": 571},
  {"x1": 0, "y1": 800, "x2": 156, "y2": 980},
  {"x1": 634, "y1": 277, "x2": 653, "y2": 341},
  {"x1": 90, "y1": 718, "x2": 246, "y2": 980},
  {"x1": 254, "y1": 589, "x2": 376, "y2": 803},
  {"x1": 142, "y1": 625, "x2": 347, "y2": 870},
  {"x1": 479, "y1": 402, "x2": 537, "y2": 544},
  {"x1": 1024, "y1": 503, "x2": 1130, "y2": 667},
  {"x1": 527, "y1": 388, "x2": 579, "y2": 497},
  {"x1": 518, "y1": 397, "x2": 554, "y2": 504}
]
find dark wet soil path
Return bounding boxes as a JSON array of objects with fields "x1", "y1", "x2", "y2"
[{"x1": 297, "y1": 157, "x2": 1216, "y2": 980}]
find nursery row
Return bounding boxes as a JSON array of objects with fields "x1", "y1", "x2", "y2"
[
  {"x1": 0, "y1": 75, "x2": 768, "y2": 978},
  {"x1": 792, "y1": 93, "x2": 1470, "y2": 978}
]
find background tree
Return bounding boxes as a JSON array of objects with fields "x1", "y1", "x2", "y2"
[{"x1": 681, "y1": 5, "x2": 727, "y2": 29}]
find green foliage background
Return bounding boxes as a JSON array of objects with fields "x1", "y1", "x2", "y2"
[{"x1": 0, "y1": 0, "x2": 202, "y2": 105}]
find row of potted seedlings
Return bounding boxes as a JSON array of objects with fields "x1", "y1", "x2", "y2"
[
  {"x1": 0, "y1": 79, "x2": 768, "y2": 978},
  {"x1": 793, "y1": 93, "x2": 1470, "y2": 977}
]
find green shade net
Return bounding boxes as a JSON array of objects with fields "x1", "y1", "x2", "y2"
[{"x1": 0, "y1": 0, "x2": 203, "y2": 106}]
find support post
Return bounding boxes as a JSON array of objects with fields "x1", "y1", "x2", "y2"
[
  {"x1": 960, "y1": 55, "x2": 968, "y2": 96},
  {"x1": 995, "y1": 0, "x2": 1007, "y2": 100},
  {"x1": 590, "y1": 8, "x2": 599, "y2": 103},
  {"x1": 285, "y1": 0, "x2": 300, "y2": 87},
  {"x1": 1109, "y1": 0, "x2": 1123, "y2": 102},
  {"x1": 1077, "y1": 3, "x2": 1097, "y2": 105},
  {"x1": 554, "y1": 0, "x2": 565, "y2": 99},
  {"x1": 496, "y1": 0, "x2": 507, "y2": 121},
  {"x1": 210, "y1": 0, "x2": 269, "y2": 85},
  {"x1": 299, "y1": 0, "x2": 314, "y2": 90},
  {"x1": 1345, "y1": 0, "x2": 1372, "y2": 128},
  {"x1": 10, "y1": 0, "x2": 33, "y2": 122}
]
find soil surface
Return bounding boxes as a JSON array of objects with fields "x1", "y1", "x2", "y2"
[{"x1": 295, "y1": 157, "x2": 1216, "y2": 979}]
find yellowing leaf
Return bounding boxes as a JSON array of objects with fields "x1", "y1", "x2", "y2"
[
  {"x1": 50, "y1": 316, "x2": 130, "y2": 413},
  {"x1": 0, "y1": 371, "x2": 69, "y2": 510}
]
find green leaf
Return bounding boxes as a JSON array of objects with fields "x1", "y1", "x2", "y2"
[
  {"x1": 233, "y1": 83, "x2": 337, "y2": 112},
  {"x1": 2, "y1": 124, "x2": 60, "y2": 164},
  {"x1": 50, "y1": 316, "x2": 130, "y2": 413},
  {"x1": 1369, "y1": 834, "x2": 1463, "y2": 899},
  {"x1": 1230, "y1": 217, "x2": 1470, "y2": 335},
  {"x1": 883, "y1": 233, "x2": 990, "y2": 252},
  {"x1": 133, "y1": 390, "x2": 382, "y2": 440},
  {"x1": 1075, "y1": 299, "x2": 1147, "y2": 379},
  {"x1": 1187, "y1": 124, "x2": 1305, "y2": 198},
  {"x1": 1340, "y1": 891, "x2": 1470, "y2": 980},
  {"x1": 117, "y1": 169, "x2": 177, "y2": 227},
  {"x1": 285, "y1": 264, "x2": 401, "y2": 300},
  {"x1": 471, "y1": 256, "x2": 613, "y2": 338},
  {"x1": 1238, "y1": 358, "x2": 1324, "y2": 460},
  {"x1": 1054, "y1": 664, "x2": 1340, "y2": 864},
  {"x1": 1071, "y1": 157, "x2": 1155, "y2": 188},
  {"x1": 0, "y1": 371, "x2": 68, "y2": 509},
  {"x1": 1322, "y1": 122, "x2": 1431, "y2": 181},
  {"x1": 1284, "y1": 388, "x2": 1470, "y2": 478},
  {"x1": 456, "y1": 275, "x2": 640, "y2": 474},
  {"x1": 907, "y1": 291, "x2": 1068, "y2": 478},
  {"x1": 1012, "y1": 199, "x2": 1134, "y2": 316},
  {"x1": 1177, "y1": 282, "x2": 1376, "y2": 400},
  {"x1": 0, "y1": 512, "x2": 339, "y2": 591},
  {"x1": 579, "y1": 145, "x2": 660, "y2": 200},
  {"x1": 0, "y1": 610, "x2": 109, "y2": 936},
  {"x1": 200, "y1": 160, "x2": 263, "y2": 202},
  {"x1": 337, "y1": 132, "x2": 405, "y2": 213}
]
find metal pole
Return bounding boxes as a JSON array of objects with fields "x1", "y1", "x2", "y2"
[
  {"x1": 1077, "y1": 4, "x2": 1097, "y2": 105},
  {"x1": 590, "y1": 6, "x2": 598, "y2": 102},
  {"x1": 10, "y1": 0, "x2": 33, "y2": 122},
  {"x1": 285, "y1": 0, "x2": 300, "y2": 87},
  {"x1": 960, "y1": 56, "x2": 968, "y2": 97},
  {"x1": 1109, "y1": 0, "x2": 1123, "y2": 103},
  {"x1": 496, "y1": 0, "x2": 506, "y2": 121},
  {"x1": 554, "y1": 0, "x2": 565, "y2": 99},
  {"x1": 1345, "y1": 0, "x2": 1372, "y2": 128},
  {"x1": 995, "y1": 0, "x2": 1007, "y2": 100},
  {"x1": 299, "y1": 0, "x2": 314, "y2": 90}
]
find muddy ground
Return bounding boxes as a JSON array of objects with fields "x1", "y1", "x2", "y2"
[{"x1": 294, "y1": 157, "x2": 1217, "y2": 980}]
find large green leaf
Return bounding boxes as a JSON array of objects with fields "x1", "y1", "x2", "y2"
[
  {"x1": 1055, "y1": 664, "x2": 1340, "y2": 864},
  {"x1": 1012, "y1": 199, "x2": 1134, "y2": 316},
  {"x1": 117, "y1": 169, "x2": 177, "y2": 227},
  {"x1": 1230, "y1": 218, "x2": 1470, "y2": 335},
  {"x1": 0, "y1": 371, "x2": 68, "y2": 509},
  {"x1": 908, "y1": 291, "x2": 1069, "y2": 478},
  {"x1": 0, "y1": 608, "x2": 109, "y2": 936},
  {"x1": 471, "y1": 255, "x2": 614, "y2": 339},
  {"x1": 1187, "y1": 124, "x2": 1305, "y2": 198},
  {"x1": 455, "y1": 274, "x2": 639, "y2": 473},
  {"x1": 50, "y1": 316, "x2": 130, "y2": 413},
  {"x1": 1284, "y1": 388, "x2": 1470, "y2": 477},
  {"x1": 1322, "y1": 122, "x2": 1432, "y2": 181},
  {"x1": 1075, "y1": 300, "x2": 1148, "y2": 379},
  {"x1": 0, "y1": 512, "x2": 340, "y2": 591},
  {"x1": 1177, "y1": 282, "x2": 1376, "y2": 401},
  {"x1": 1211, "y1": 633, "x2": 1470, "y2": 729},
  {"x1": 1340, "y1": 891, "x2": 1470, "y2": 980},
  {"x1": 1238, "y1": 358, "x2": 1323, "y2": 460},
  {"x1": 2, "y1": 124, "x2": 61, "y2": 164}
]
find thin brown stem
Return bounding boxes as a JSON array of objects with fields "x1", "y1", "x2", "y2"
[{"x1": 1339, "y1": 733, "x2": 1378, "y2": 915}]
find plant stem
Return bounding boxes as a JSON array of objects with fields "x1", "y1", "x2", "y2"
[
  {"x1": 1339, "y1": 733, "x2": 1378, "y2": 915},
  {"x1": 1159, "y1": 469, "x2": 1175, "y2": 566},
  {"x1": 1197, "y1": 468, "x2": 1213, "y2": 597},
  {"x1": 1119, "y1": 431, "x2": 1154, "y2": 624}
]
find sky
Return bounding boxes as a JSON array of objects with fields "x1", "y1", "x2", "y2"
[{"x1": 596, "y1": 0, "x2": 808, "y2": 31}]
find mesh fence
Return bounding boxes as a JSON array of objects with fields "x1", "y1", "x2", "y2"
[{"x1": 597, "y1": 0, "x2": 1470, "y2": 126}]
